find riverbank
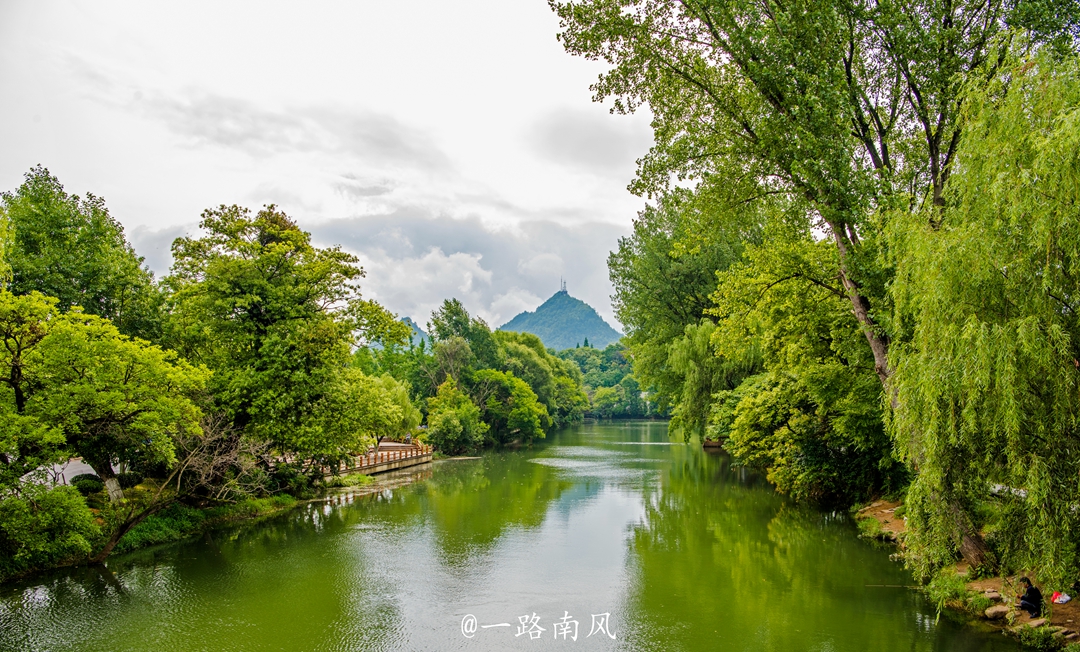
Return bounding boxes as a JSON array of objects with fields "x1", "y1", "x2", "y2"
[
  {"x1": 0, "y1": 462, "x2": 444, "y2": 587},
  {"x1": 854, "y1": 501, "x2": 1080, "y2": 650},
  {"x1": 0, "y1": 421, "x2": 1016, "y2": 651}
]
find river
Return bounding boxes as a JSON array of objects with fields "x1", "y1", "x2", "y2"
[{"x1": 0, "y1": 421, "x2": 1016, "y2": 651}]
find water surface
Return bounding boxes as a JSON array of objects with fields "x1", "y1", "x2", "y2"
[{"x1": 0, "y1": 421, "x2": 1015, "y2": 651}]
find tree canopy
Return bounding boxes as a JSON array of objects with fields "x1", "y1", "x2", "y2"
[{"x1": 2, "y1": 166, "x2": 162, "y2": 341}]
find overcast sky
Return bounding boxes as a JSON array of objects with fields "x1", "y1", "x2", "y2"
[{"x1": 0, "y1": 1, "x2": 654, "y2": 329}]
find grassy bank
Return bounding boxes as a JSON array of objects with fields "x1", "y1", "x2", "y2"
[
  {"x1": 112, "y1": 473, "x2": 375, "y2": 554},
  {"x1": 853, "y1": 502, "x2": 1080, "y2": 651},
  {"x1": 111, "y1": 494, "x2": 300, "y2": 555}
]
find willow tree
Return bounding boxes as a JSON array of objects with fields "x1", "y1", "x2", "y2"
[
  {"x1": 552, "y1": 0, "x2": 1062, "y2": 386},
  {"x1": 889, "y1": 51, "x2": 1080, "y2": 580},
  {"x1": 554, "y1": 0, "x2": 1077, "y2": 566}
]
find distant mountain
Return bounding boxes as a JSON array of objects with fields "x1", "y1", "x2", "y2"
[
  {"x1": 402, "y1": 316, "x2": 431, "y2": 346},
  {"x1": 498, "y1": 290, "x2": 622, "y2": 351}
]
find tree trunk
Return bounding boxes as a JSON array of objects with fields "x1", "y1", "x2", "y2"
[
  {"x1": 89, "y1": 456, "x2": 125, "y2": 503},
  {"x1": 104, "y1": 477, "x2": 125, "y2": 503},
  {"x1": 89, "y1": 500, "x2": 170, "y2": 564},
  {"x1": 830, "y1": 223, "x2": 892, "y2": 387},
  {"x1": 959, "y1": 532, "x2": 992, "y2": 569},
  {"x1": 950, "y1": 499, "x2": 993, "y2": 570}
]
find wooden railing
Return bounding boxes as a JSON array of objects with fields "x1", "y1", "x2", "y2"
[{"x1": 346, "y1": 444, "x2": 432, "y2": 472}]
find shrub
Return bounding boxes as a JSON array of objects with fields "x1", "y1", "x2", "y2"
[
  {"x1": 70, "y1": 473, "x2": 104, "y2": 496},
  {"x1": 856, "y1": 516, "x2": 885, "y2": 540},
  {"x1": 1016, "y1": 624, "x2": 1060, "y2": 651},
  {"x1": 117, "y1": 472, "x2": 143, "y2": 490},
  {"x1": 0, "y1": 485, "x2": 100, "y2": 582},
  {"x1": 268, "y1": 464, "x2": 315, "y2": 498},
  {"x1": 324, "y1": 473, "x2": 373, "y2": 488},
  {"x1": 113, "y1": 495, "x2": 299, "y2": 554},
  {"x1": 112, "y1": 503, "x2": 207, "y2": 554},
  {"x1": 924, "y1": 569, "x2": 969, "y2": 613},
  {"x1": 426, "y1": 378, "x2": 488, "y2": 455}
]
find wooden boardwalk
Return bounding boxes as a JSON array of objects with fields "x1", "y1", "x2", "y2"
[{"x1": 339, "y1": 443, "x2": 433, "y2": 476}]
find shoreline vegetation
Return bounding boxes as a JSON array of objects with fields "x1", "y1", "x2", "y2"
[
  {"x1": 551, "y1": 2, "x2": 1080, "y2": 649},
  {"x1": 854, "y1": 501, "x2": 1080, "y2": 650},
  {"x1": 0, "y1": 165, "x2": 667, "y2": 583},
  {"x1": 3, "y1": 464, "x2": 439, "y2": 586}
]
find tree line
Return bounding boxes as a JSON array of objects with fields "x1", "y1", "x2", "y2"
[
  {"x1": 555, "y1": 0, "x2": 1080, "y2": 582},
  {"x1": 0, "y1": 168, "x2": 596, "y2": 581}
]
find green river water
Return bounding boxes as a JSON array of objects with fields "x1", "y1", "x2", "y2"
[{"x1": 0, "y1": 421, "x2": 1017, "y2": 651}]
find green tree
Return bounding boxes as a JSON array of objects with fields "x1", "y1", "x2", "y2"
[
  {"x1": 558, "y1": 343, "x2": 660, "y2": 418},
  {"x1": 553, "y1": 0, "x2": 1076, "y2": 389},
  {"x1": 495, "y1": 330, "x2": 589, "y2": 427},
  {"x1": 0, "y1": 291, "x2": 208, "y2": 502},
  {"x1": 428, "y1": 298, "x2": 499, "y2": 368},
  {"x1": 706, "y1": 221, "x2": 904, "y2": 504},
  {"x1": 166, "y1": 205, "x2": 408, "y2": 461},
  {"x1": 2, "y1": 166, "x2": 162, "y2": 340},
  {"x1": 888, "y1": 50, "x2": 1080, "y2": 580},
  {"x1": 608, "y1": 191, "x2": 757, "y2": 430},
  {"x1": 0, "y1": 290, "x2": 253, "y2": 566},
  {"x1": 471, "y1": 369, "x2": 550, "y2": 444},
  {"x1": 591, "y1": 385, "x2": 623, "y2": 418},
  {"x1": 425, "y1": 378, "x2": 488, "y2": 455}
]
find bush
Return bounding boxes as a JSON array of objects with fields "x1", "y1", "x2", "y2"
[
  {"x1": 117, "y1": 472, "x2": 143, "y2": 490},
  {"x1": 70, "y1": 473, "x2": 104, "y2": 496},
  {"x1": 1016, "y1": 624, "x2": 1060, "y2": 651},
  {"x1": 0, "y1": 485, "x2": 100, "y2": 582},
  {"x1": 113, "y1": 495, "x2": 299, "y2": 554},
  {"x1": 426, "y1": 378, "x2": 488, "y2": 455},
  {"x1": 924, "y1": 570, "x2": 970, "y2": 613},
  {"x1": 856, "y1": 516, "x2": 885, "y2": 540},
  {"x1": 324, "y1": 473, "x2": 373, "y2": 488},
  {"x1": 719, "y1": 372, "x2": 906, "y2": 505},
  {"x1": 112, "y1": 502, "x2": 207, "y2": 554},
  {"x1": 268, "y1": 464, "x2": 315, "y2": 498}
]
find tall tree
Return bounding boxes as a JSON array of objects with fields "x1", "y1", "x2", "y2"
[
  {"x1": 166, "y1": 205, "x2": 409, "y2": 461},
  {"x1": 552, "y1": 0, "x2": 1077, "y2": 387},
  {"x1": 2, "y1": 166, "x2": 162, "y2": 341},
  {"x1": 888, "y1": 50, "x2": 1080, "y2": 580}
]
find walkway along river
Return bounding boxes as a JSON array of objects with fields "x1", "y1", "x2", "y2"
[{"x1": 0, "y1": 421, "x2": 1018, "y2": 651}]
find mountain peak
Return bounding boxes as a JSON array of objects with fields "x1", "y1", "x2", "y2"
[{"x1": 498, "y1": 291, "x2": 621, "y2": 350}]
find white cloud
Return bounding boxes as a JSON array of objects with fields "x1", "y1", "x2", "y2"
[{"x1": 0, "y1": 0, "x2": 652, "y2": 331}]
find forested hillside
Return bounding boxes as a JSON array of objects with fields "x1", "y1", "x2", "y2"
[{"x1": 498, "y1": 289, "x2": 621, "y2": 350}]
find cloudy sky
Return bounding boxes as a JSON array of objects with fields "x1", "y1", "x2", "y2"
[{"x1": 0, "y1": 1, "x2": 654, "y2": 329}]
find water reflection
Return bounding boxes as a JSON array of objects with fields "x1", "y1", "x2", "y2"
[{"x1": 0, "y1": 421, "x2": 1016, "y2": 651}]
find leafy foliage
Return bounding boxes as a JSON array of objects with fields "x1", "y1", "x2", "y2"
[
  {"x1": 2, "y1": 166, "x2": 162, "y2": 341},
  {"x1": 0, "y1": 290, "x2": 208, "y2": 493},
  {"x1": 166, "y1": 205, "x2": 409, "y2": 459},
  {"x1": 888, "y1": 50, "x2": 1080, "y2": 580},
  {"x1": 0, "y1": 485, "x2": 100, "y2": 583},
  {"x1": 471, "y1": 369, "x2": 550, "y2": 444},
  {"x1": 558, "y1": 343, "x2": 659, "y2": 418},
  {"x1": 425, "y1": 379, "x2": 489, "y2": 455}
]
